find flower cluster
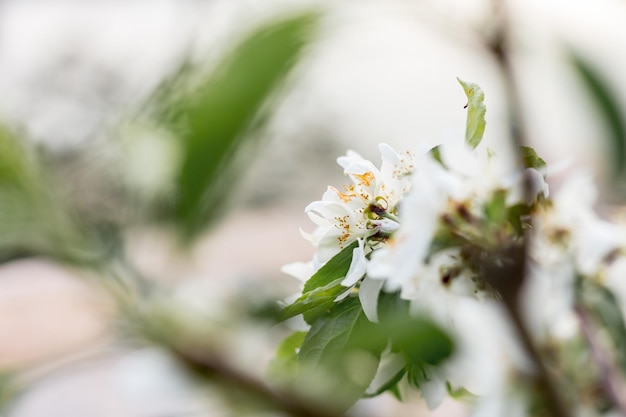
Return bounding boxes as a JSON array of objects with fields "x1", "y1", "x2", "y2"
[{"x1": 277, "y1": 80, "x2": 626, "y2": 417}]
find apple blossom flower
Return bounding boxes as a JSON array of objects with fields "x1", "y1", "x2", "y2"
[{"x1": 303, "y1": 143, "x2": 414, "y2": 264}]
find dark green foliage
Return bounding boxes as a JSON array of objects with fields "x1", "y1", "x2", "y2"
[
  {"x1": 570, "y1": 53, "x2": 626, "y2": 177},
  {"x1": 378, "y1": 292, "x2": 454, "y2": 367},
  {"x1": 169, "y1": 13, "x2": 319, "y2": 240},
  {"x1": 297, "y1": 297, "x2": 384, "y2": 410}
]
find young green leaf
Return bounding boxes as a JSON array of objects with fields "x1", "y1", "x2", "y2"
[
  {"x1": 429, "y1": 145, "x2": 447, "y2": 168},
  {"x1": 172, "y1": 12, "x2": 319, "y2": 240},
  {"x1": 484, "y1": 189, "x2": 507, "y2": 225},
  {"x1": 280, "y1": 241, "x2": 358, "y2": 323},
  {"x1": 304, "y1": 241, "x2": 358, "y2": 292},
  {"x1": 457, "y1": 78, "x2": 487, "y2": 149},
  {"x1": 521, "y1": 146, "x2": 547, "y2": 171},
  {"x1": 279, "y1": 277, "x2": 347, "y2": 323}
]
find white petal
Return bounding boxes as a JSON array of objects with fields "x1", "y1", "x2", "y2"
[
  {"x1": 370, "y1": 218, "x2": 399, "y2": 234},
  {"x1": 341, "y1": 239, "x2": 367, "y2": 287},
  {"x1": 420, "y1": 368, "x2": 447, "y2": 410},
  {"x1": 359, "y1": 276, "x2": 384, "y2": 322},
  {"x1": 280, "y1": 262, "x2": 314, "y2": 282},
  {"x1": 365, "y1": 351, "x2": 405, "y2": 395}
]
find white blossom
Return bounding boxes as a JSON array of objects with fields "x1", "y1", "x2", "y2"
[{"x1": 303, "y1": 143, "x2": 414, "y2": 263}]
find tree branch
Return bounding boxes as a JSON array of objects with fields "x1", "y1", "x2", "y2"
[
  {"x1": 483, "y1": 2, "x2": 571, "y2": 416},
  {"x1": 172, "y1": 346, "x2": 352, "y2": 417}
]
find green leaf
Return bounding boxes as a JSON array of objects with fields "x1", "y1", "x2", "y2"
[
  {"x1": 406, "y1": 364, "x2": 428, "y2": 388},
  {"x1": 378, "y1": 292, "x2": 454, "y2": 367},
  {"x1": 268, "y1": 331, "x2": 306, "y2": 381},
  {"x1": 304, "y1": 241, "x2": 358, "y2": 292},
  {"x1": 298, "y1": 297, "x2": 383, "y2": 410},
  {"x1": 172, "y1": 12, "x2": 319, "y2": 240},
  {"x1": 576, "y1": 276, "x2": 626, "y2": 373},
  {"x1": 428, "y1": 145, "x2": 447, "y2": 168},
  {"x1": 279, "y1": 278, "x2": 347, "y2": 323},
  {"x1": 457, "y1": 78, "x2": 487, "y2": 149},
  {"x1": 398, "y1": 317, "x2": 454, "y2": 367},
  {"x1": 521, "y1": 146, "x2": 547, "y2": 171},
  {"x1": 570, "y1": 53, "x2": 626, "y2": 177},
  {"x1": 280, "y1": 241, "x2": 358, "y2": 323},
  {"x1": 484, "y1": 189, "x2": 507, "y2": 225},
  {"x1": 507, "y1": 203, "x2": 531, "y2": 236},
  {"x1": 446, "y1": 381, "x2": 475, "y2": 400},
  {"x1": 0, "y1": 127, "x2": 92, "y2": 263}
]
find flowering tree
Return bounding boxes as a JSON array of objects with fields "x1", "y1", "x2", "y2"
[
  {"x1": 1, "y1": 3, "x2": 626, "y2": 417},
  {"x1": 271, "y1": 4, "x2": 626, "y2": 415}
]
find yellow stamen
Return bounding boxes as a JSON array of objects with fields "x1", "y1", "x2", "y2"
[
  {"x1": 354, "y1": 171, "x2": 375, "y2": 187},
  {"x1": 331, "y1": 186, "x2": 355, "y2": 203}
]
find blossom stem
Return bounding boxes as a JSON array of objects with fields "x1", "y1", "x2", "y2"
[
  {"x1": 485, "y1": 2, "x2": 571, "y2": 416},
  {"x1": 380, "y1": 211, "x2": 400, "y2": 223}
]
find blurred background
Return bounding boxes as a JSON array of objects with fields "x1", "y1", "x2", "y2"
[{"x1": 1, "y1": 0, "x2": 626, "y2": 416}]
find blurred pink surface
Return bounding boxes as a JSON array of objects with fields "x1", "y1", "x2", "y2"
[{"x1": 0, "y1": 260, "x2": 110, "y2": 371}]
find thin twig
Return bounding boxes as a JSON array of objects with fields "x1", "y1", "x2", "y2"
[
  {"x1": 482, "y1": 246, "x2": 570, "y2": 417},
  {"x1": 172, "y1": 346, "x2": 350, "y2": 417}
]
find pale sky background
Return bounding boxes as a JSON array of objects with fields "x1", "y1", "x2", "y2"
[
  {"x1": 1, "y1": 0, "x2": 625, "y2": 173},
  {"x1": 2, "y1": 1, "x2": 626, "y2": 416}
]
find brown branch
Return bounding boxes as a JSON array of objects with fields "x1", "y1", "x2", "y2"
[
  {"x1": 482, "y1": 2, "x2": 571, "y2": 417},
  {"x1": 172, "y1": 346, "x2": 350, "y2": 417},
  {"x1": 482, "y1": 245, "x2": 570, "y2": 417}
]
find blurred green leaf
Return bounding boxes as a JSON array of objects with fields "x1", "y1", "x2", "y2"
[
  {"x1": 521, "y1": 146, "x2": 547, "y2": 171},
  {"x1": 171, "y1": 12, "x2": 319, "y2": 240},
  {"x1": 0, "y1": 127, "x2": 92, "y2": 263},
  {"x1": 446, "y1": 382, "x2": 475, "y2": 400},
  {"x1": 506, "y1": 203, "x2": 530, "y2": 236},
  {"x1": 378, "y1": 292, "x2": 454, "y2": 367},
  {"x1": 429, "y1": 145, "x2": 446, "y2": 168},
  {"x1": 570, "y1": 53, "x2": 626, "y2": 176},
  {"x1": 298, "y1": 297, "x2": 383, "y2": 410},
  {"x1": 0, "y1": 372, "x2": 17, "y2": 412},
  {"x1": 457, "y1": 78, "x2": 486, "y2": 149},
  {"x1": 576, "y1": 276, "x2": 626, "y2": 373},
  {"x1": 268, "y1": 331, "x2": 306, "y2": 380},
  {"x1": 484, "y1": 189, "x2": 507, "y2": 225}
]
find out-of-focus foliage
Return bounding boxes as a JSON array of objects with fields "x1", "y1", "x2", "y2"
[
  {"x1": 152, "y1": 12, "x2": 320, "y2": 241},
  {"x1": 570, "y1": 52, "x2": 626, "y2": 178},
  {"x1": 0, "y1": 10, "x2": 322, "y2": 417},
  {"x1": 0, "y1": 127, "x2": 93, "y2": 263}
]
